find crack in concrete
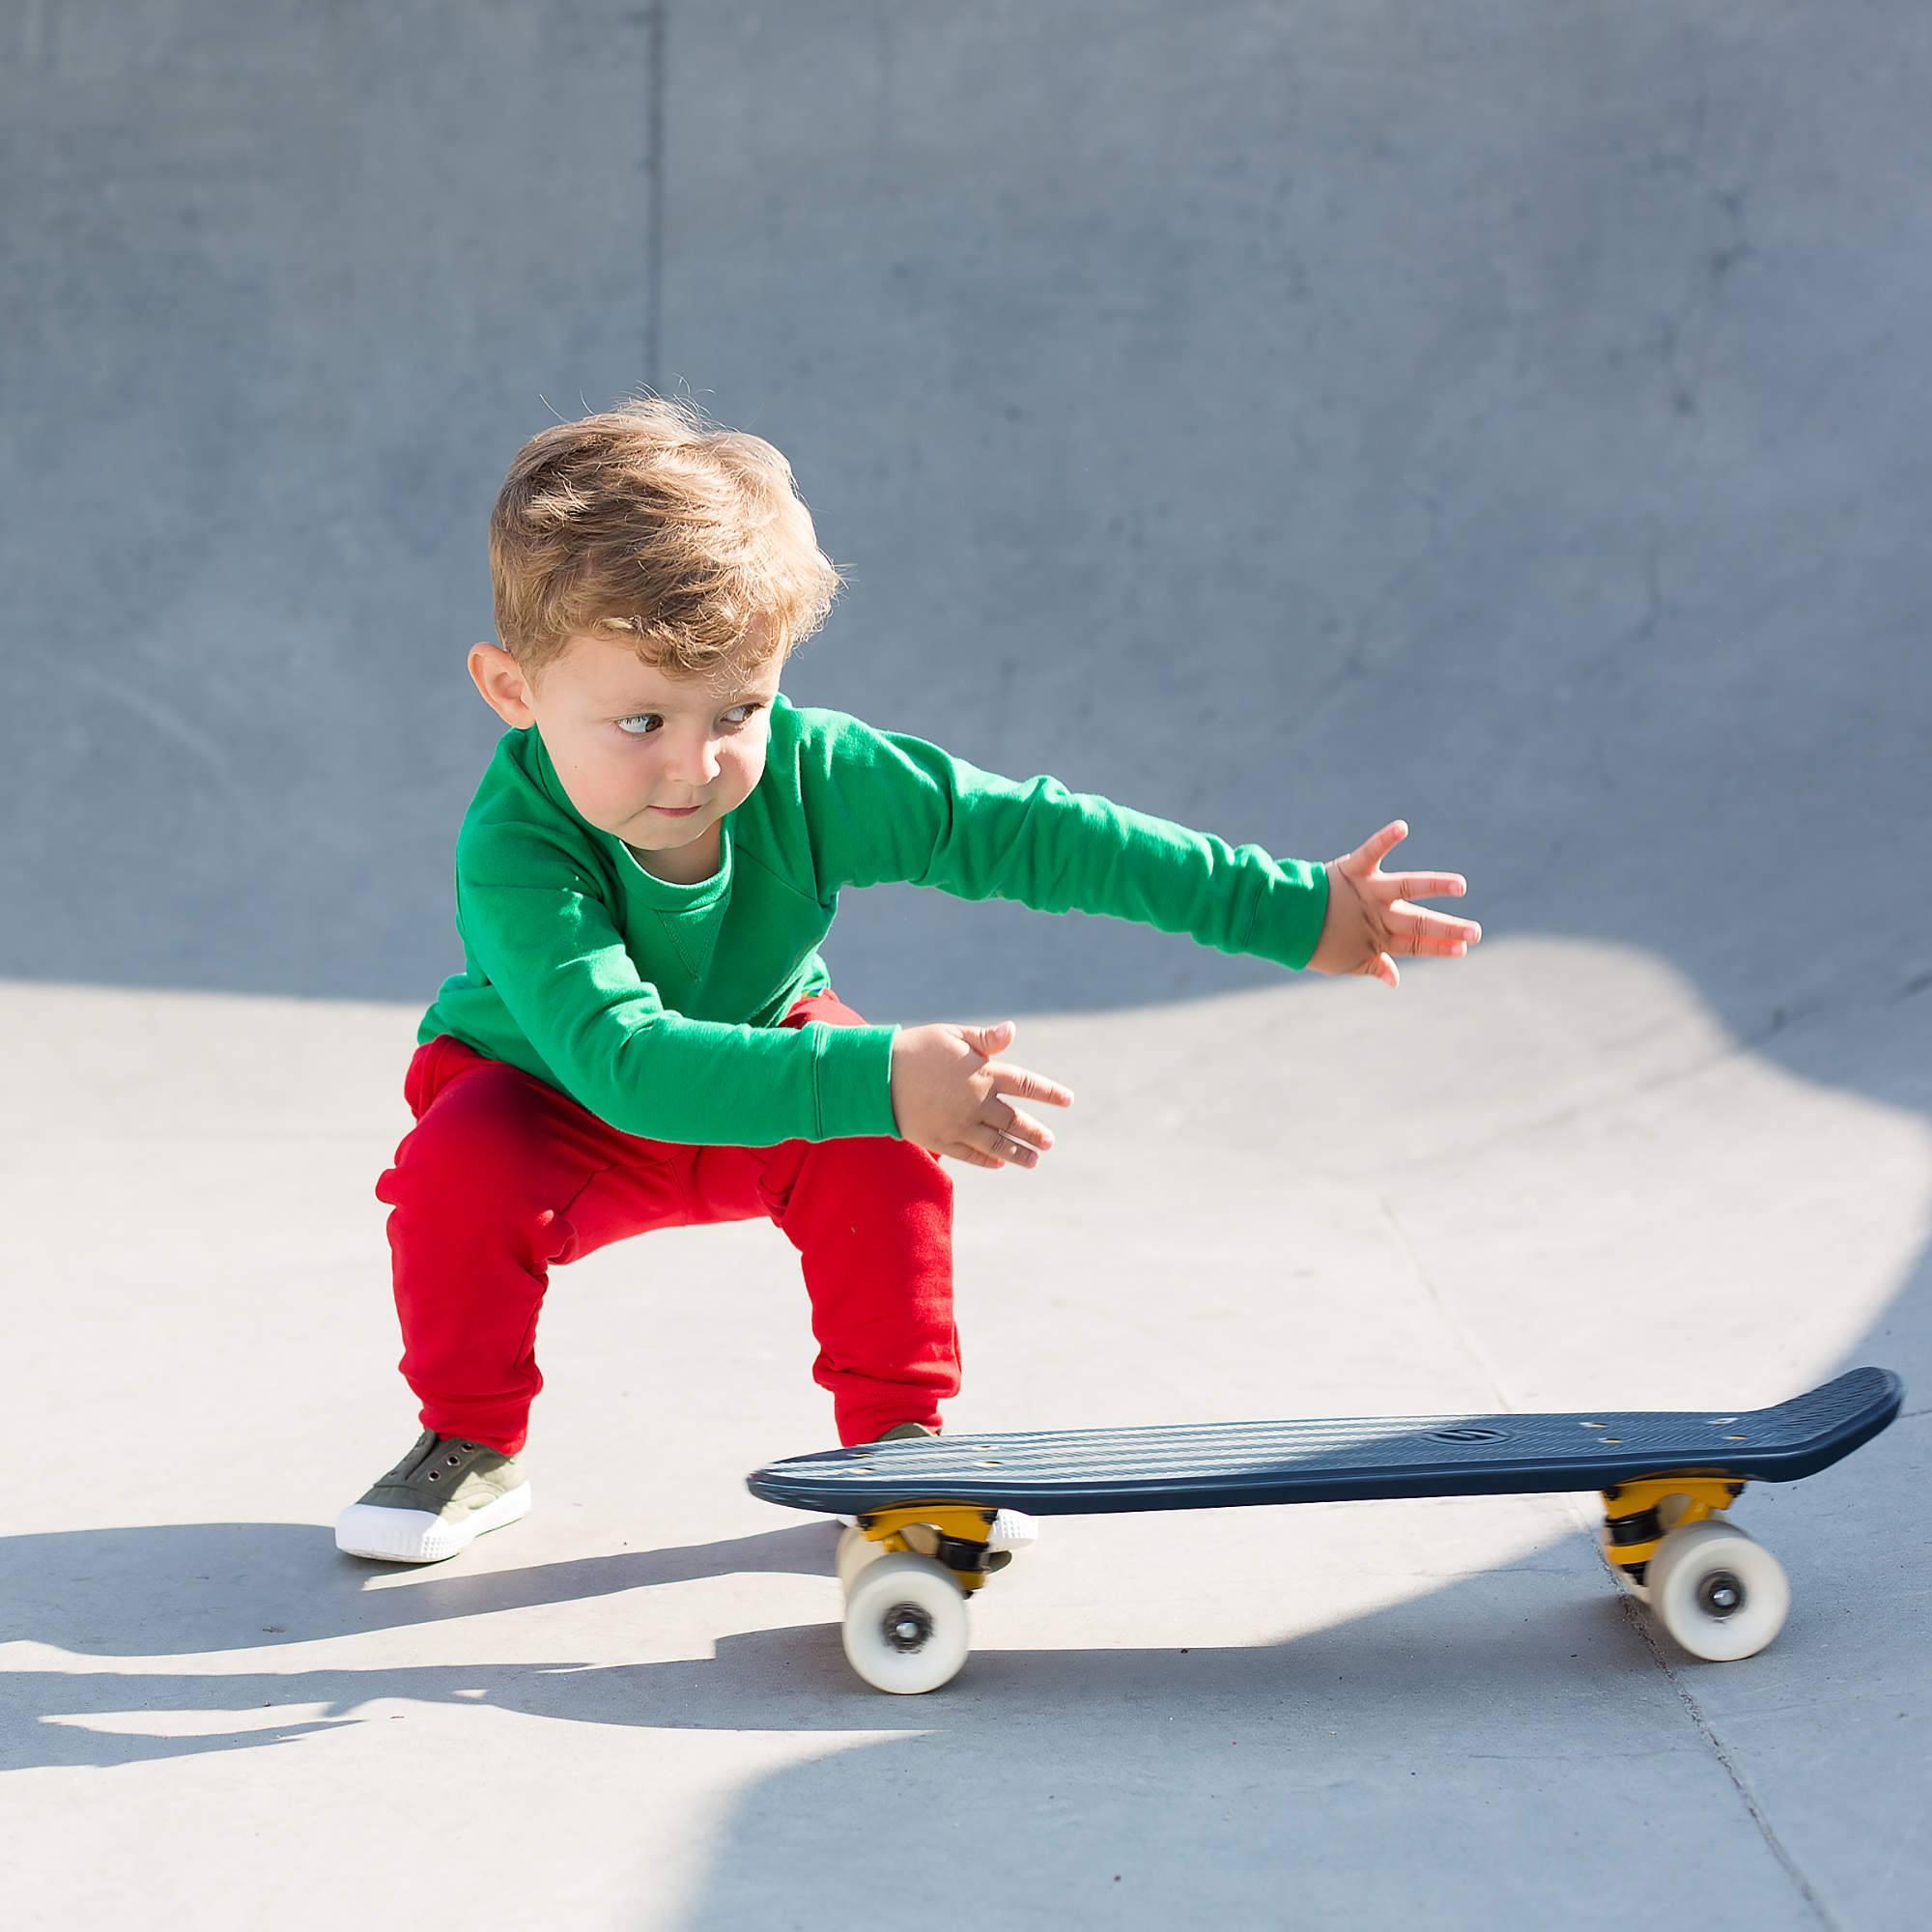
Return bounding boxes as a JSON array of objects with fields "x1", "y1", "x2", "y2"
[
  {"x1": 1606, "y1": 1574, "x2": 1844, "y2": 1931},
  {"x1": 1385, "y1": 1186, "x2": 1849, "y2": 1926},
  {"x1": 642, "y1": 2, "x2": 666, "y2": 390}
]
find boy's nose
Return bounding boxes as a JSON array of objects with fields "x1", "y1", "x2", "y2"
[{"x1": 668, "y1": 732, "x2": 723, "y2": 784}]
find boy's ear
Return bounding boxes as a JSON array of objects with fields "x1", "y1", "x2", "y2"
[{"x1": 469, "y1": 641, "x2": 537, "y2": 728}]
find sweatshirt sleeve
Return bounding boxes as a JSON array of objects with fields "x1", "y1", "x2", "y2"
[
  {"x1": 454, "y1": 825, "x2": 900, "y2": 1145},
  {"x1": 795, "y1": 710, "x2": 1330, "y2": 970}
]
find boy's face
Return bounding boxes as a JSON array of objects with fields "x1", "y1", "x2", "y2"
[{"x1": 469, "y1": 624, "x2": 784, "y2": 879}]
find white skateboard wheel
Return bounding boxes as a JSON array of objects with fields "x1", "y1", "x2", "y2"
[
  {"x1": 836, "y1": 1524, "x2": 889, "y2": 1594},
  {"x1": 841, "y1": 1553, "x2": 971, "y2": 1693},
  {"x1": 1612, "y1": 1563, "x2": 1650, "y2": 1605},
  {"x1": 1648, "y1": 1520, "x2": 1791, "y2": 1662}
]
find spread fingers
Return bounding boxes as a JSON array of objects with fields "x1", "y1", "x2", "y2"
[
  {"x1": 983, "y1": 1101, "x2": 1055, "y2": 1166},
  {"x1": 982, "y1": 1061, "x2": 1076, "y2": 1108}
]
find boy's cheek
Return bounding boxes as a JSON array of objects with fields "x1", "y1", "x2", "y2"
[{"x1": 738, "y1": 742, "x2": 772, "y2": 794}]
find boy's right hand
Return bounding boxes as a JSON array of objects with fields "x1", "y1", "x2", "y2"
[{"x1": 890, "y1": 1020, "x2": 1075, "y2": 1170}]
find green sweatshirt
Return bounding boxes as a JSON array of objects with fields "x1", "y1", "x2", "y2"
[{"x1": 420, "y1": 694, "x2": 1328, "y2": 1145}]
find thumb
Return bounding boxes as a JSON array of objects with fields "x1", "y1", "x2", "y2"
[{"x1": 961, "y1": 1019, "x2": 1015, "y2": 1054}]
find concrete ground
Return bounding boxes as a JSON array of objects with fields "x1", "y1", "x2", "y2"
[
  {"x1": 3, "y1": 946, "x2": 1926, "y2": 1928},
  {"x1": 5, "y1": 2, "x2": 1930, "y2": 1926}
]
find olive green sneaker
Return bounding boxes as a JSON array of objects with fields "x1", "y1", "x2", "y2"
[{"x1": 334, "y1": 1430, "x2": 530, "y2": 1564}]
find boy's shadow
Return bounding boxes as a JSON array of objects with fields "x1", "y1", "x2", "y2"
[
  {"x1": 0, "y1": 1518, "x2": 832, "y2": 1660},
  {"x1": 0, "y1": 1517, "x2": 831, "y2": 1771}
]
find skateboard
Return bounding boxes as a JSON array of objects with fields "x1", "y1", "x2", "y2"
[{"x1": 746, "y1": 1366, "x2": 1903, "y2": 1693}]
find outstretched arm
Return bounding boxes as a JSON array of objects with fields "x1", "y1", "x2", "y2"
[
  {"x1": 1307, "y1": 820, "x2": 1482, "y2": 986},
  {"x1": 794, "y1": 710, "x2": 1331, "y2": 971}
]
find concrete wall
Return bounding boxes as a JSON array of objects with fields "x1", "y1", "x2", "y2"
[{"x1": 4, "y1": 0, "x2": 1927, "y2": 1041}]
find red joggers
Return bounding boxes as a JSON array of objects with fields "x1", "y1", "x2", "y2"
[{"x1": 372, "y1": 990, "x2": 958, "y2": 1451}]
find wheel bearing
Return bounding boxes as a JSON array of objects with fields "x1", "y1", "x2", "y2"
[
  {"x1": 881, "y1": 1601, "x2": 936, "y2": 1652},
  {"x1": 1697, "y1": 1571, "x2": 1746, "y2": 1619}
]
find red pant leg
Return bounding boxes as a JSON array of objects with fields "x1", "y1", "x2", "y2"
[
  {"x1": 711, "y1": 991, "x2": 959, "y2": 1445},
  {"x1": 373, "y1": 1034, "x2": 713, "y2": 1453}
]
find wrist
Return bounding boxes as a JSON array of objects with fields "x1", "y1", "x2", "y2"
[{"x1": 814, "y1": 1021, "x2": 901, "y2": 1139}]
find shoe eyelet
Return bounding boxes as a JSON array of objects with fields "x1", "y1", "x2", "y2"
[
  {"x1": 445, "y1": 1454, "x2": 461, "y2": 1466},
  {"x1": 427, "y1": 1470, "x2": 440, "y2": 1481}
]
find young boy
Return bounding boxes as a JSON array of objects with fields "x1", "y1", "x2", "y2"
[{"x1": 335, "y1": 397, "x2": 1482, "y2": 1564}]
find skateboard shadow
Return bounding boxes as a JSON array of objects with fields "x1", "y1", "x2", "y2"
[{"x1": 3, "y1": 1553, "x2": 1653, "y2": 1773}]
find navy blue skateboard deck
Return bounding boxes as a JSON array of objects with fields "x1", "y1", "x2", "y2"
[
  {"x1": 748, "y1": 1367, "x2": 1900, "y2": 1516},
  {"x1": 747, "y1": 1368, "x2": 1902, "y2": 1693}
]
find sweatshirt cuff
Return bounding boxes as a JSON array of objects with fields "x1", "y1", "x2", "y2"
[
  {"x1": 810, "y1": 1021, "x2": 902, "y2": 1139},
  {"x1": 1244, "y1": 858, "x2": 1330, "y2": 970}
]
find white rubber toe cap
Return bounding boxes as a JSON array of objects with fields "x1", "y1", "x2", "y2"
[{"x1": 335, "y1": 1482, "x2": 531, "y2": 1563}]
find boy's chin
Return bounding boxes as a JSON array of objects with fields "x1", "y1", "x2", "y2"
[
  {"x1": 620, "y1": 809, "x2": 711, "y2": 847},
  {"x1": 633, "y1": 811, "x2": 703, "y2": 838}
]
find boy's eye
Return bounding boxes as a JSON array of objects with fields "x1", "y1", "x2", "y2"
[{"x1": 614, "y1": 703, "x2": 763, "y2": 738}]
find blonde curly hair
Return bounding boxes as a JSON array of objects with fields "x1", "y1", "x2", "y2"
[{"x1": 488, "y1": 394, "x2": 844, "y2": 684}]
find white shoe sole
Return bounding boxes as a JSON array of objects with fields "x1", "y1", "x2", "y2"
[
  {"x1": 989, "y1": 1507, "x2": 1038, "y2": 1551},
  {"x1": 335, "y1": 1482, "x2": 532, "y2": 1563}
]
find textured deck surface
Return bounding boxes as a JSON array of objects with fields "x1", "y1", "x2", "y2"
[{"x1": 749, "y1": 1369, "x2": 1904, "y2": 1514}]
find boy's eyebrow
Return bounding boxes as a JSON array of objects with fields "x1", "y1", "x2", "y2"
[{"x1": 606, "y1": 686, "x2": 771, "y2": 713}]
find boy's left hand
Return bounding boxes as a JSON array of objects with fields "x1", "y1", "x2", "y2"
[{"x1": 1307, "y1": 820, "x2": 1482, "y2": 987}]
